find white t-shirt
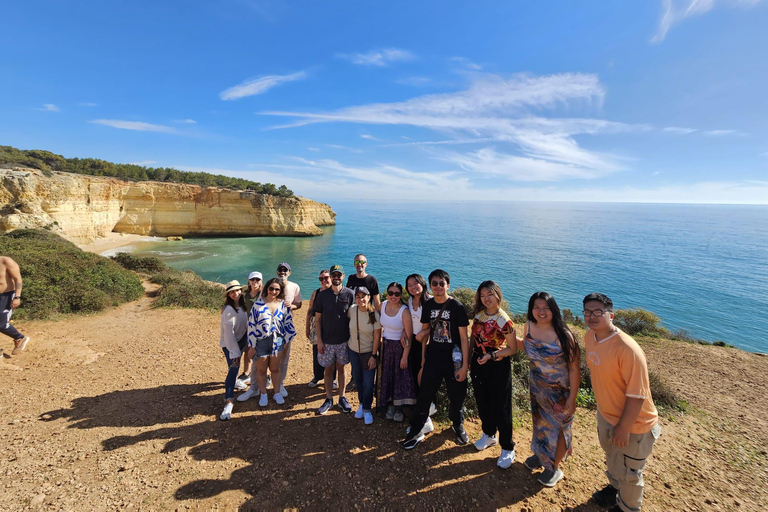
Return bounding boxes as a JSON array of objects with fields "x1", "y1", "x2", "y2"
[{"x1": 283, "y1": 280, "x2": 302, "y2": 308}]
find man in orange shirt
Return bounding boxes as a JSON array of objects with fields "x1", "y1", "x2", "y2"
[{"x1": 583, "y1": 293, "x2": 661, "y2": 512}]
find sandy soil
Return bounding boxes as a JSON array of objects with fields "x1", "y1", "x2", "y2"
[
  {"x1": 72, "y1": 233, "x2": 160, "y2": 256},
  {"x1": 1, "y1": 289, "x2": 766, "y2": 511}
]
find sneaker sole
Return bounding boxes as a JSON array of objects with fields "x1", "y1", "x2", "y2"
[
  {"x1": 12, "y1": 337, "x2": 29, "y2": 355},
  {"x1": 403, "y1": 435, "x2": 425, "y2": 450},
  {"x1": 538, "y1": 472, "x2": 564, "y2": 487}
]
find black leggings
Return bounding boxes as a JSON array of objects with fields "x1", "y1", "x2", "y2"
[{"x1": 470, "y1": 355, "x2": 515, "y2": 450}]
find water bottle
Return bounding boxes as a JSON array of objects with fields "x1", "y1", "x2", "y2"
[{"x1": 452, "y1": 345, "x2": 463, "y2": 378}]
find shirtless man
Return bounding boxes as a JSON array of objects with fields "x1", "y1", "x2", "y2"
[{"x1": 0, "y1": 256, "x2": 30, "y2": 355}]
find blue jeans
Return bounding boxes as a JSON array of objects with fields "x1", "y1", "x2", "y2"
[
  {"x1": 348, "y1": 351, "x2": 376, "y2": 412},
  {"x1": 222, "y1": 347, "x2": 240, "y2": 400}
]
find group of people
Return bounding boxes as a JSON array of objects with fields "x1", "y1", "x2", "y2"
[{"x1": 218, "y1": 255, "x2": 660, "y2": 512}]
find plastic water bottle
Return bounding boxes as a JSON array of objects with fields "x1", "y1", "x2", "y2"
[{"x1": 452, "y1": 345, "x2": 463, "y2": 378}]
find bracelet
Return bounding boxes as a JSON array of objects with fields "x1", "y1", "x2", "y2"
[{"x1": 491, "y1": 351, "x2": 499, "y2": 361}]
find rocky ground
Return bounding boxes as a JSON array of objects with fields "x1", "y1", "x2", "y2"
[{"x1": 1, "y1": 286, "x2": 766, "y2": 511}]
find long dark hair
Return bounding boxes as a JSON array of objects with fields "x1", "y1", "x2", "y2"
[
  {"x1": 261, "y1": 277, "x2": 285, "y2": 300},
  {"x1": 405, "y1": 273, "x2": 430, "y2": 305},
  {"x1": 223, "y1": 291, "x2": 246, "y2": 313},
  {"x1": 473, "y1": 280, "x2": 503, "y2": 315},
  {"x1": 386, "y1": 282, "x2": 405, "y2": 306},
  {"x1": 527, "y1": 291, "x2": 579, "y2": 364}
]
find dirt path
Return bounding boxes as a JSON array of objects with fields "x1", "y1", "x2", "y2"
[{"x1": 1, "y1": 290, "x2": 766, "y2": 511}]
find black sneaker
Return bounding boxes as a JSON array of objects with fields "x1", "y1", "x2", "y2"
[
  {"x1": 316, "y1": 398, "x2": 333, "y2": 415},
  {"x1": 592, "y1": 484, "x2": 618, "y2": 507},
  {"x1": 452, "y1": 424, "x2": 469, "y2": 445},
  {"x1": 402, "y1": 432, "x2": 425, "y2": 450},
  {"x1": 338, "y1": 396, "x2": 352, "y2": 413}
]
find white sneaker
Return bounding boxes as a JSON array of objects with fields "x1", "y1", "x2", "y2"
[
  {"x1": 258, "y1": 393, "x2": 268, "y2": 407},
  {"x1": 279, "y1": 385, "x2": 288, "y2": 398},
  {"x1": 332, "y1": 380, "x2": 338, "y2": 390},
  {"x1": 474, "y1": 433, "x2": 498, "y2": 451},
  {"x1": 220, "y1": 402, "x2": 234, "y2": 421},
  {"x1": 236, "y1": 387, "x2": 259, "y2": 402},
  {"x1": 406, "y1": 417, "x2": 435, "y2": 435},
  {"x1": 234, "y1": 379, "x2": 248, "y2": 391},
  {"x1": 266, "y1": 375, "x2": 273, "y2": 389},
  {"x1": 497, "y1": 449, "x2": 516, "y2": 469},
  {"x1": 364, "y1": 411, "x2": 374, "y2": 425},
  {"x1": 273, "y1": 393, "x2": 285, "y2": 405},
  {"x1": 354, "y1": 406, "x2": 364, "y2": 419},
  {"x1": 429, "y1": 402, "x2": 437, "y2": 416}
]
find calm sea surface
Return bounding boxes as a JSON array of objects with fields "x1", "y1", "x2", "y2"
[{"x1": 123, "y1": 201, "x2": 768, "y2": 353}]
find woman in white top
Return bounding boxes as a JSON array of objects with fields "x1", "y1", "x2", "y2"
[
  {"x1": 377, "y1": 282, "x2": 416, "y2": 422},
  {"x1": 219, "y1": 280, "x2": 249, "y2": 420}
]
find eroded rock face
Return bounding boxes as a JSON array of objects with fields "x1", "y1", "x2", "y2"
[{"x1": 0, "y1": 167, "x2": 335, "y2": 240}]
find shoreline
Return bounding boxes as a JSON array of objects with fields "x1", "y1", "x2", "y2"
[{"x1": 74, "y1": 232, "x2": 161, "y2": 257}]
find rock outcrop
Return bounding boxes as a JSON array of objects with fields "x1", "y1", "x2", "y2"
[{"x1": 0, "y1": 167, "x2": 335, "y2": 240}]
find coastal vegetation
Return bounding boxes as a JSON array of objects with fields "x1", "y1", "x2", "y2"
[
  {"x1": 0, "y1": 229, "x2": 144, "y2": 319},
  {"x1": 0, "y1": 145, "x2": 294, "y2": 197},
  {"x1": 110, "y1": 252, "x2": 221, "y2": 312}
]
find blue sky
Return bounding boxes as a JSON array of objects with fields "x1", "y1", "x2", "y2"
[{"x1": 2, "y1": 0, "x2": 767, "y2": 203}]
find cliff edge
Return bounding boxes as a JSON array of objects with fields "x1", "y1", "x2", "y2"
[{"x1": 0, "y1": 167, "x2": 335, "y2": 240}]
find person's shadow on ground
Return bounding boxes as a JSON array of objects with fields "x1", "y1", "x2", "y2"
[{"x1": 39, "y1": 382, "x2": 599, "y2": 509}]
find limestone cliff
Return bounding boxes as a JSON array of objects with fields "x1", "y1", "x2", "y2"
[{"x1": 0, "y1": 167, "x2": 335, "y2": 240}]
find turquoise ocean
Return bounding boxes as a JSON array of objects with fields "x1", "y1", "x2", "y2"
[{"x1": 123, "y1": 201, "x2": 768, "y2": 353}]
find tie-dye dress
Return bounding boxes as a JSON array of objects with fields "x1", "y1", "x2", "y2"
[{"x1": 524, "y1": 323, "x2": 574, "y2": 471}]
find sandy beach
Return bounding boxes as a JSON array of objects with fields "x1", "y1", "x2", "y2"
[{"x1": 73, "y1": 232, "x2": 161, "y2": 256}]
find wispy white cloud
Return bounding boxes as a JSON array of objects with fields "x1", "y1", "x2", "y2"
[
  {"x1": 450, "y1": 56, "x2": 483, "y2": 70},
  {"x1": 325, "y1": 144, "x2": 363, "y2": 153},
  {"x1": 179, "y1": 163, "x2": 768, "y2": 204},
  {"x1": 360, "y1": 134, "x2": 379, "y2": 141},
  {"x1": 88, "y1": 119, "x2": 179, "y2": 134},
  {"x1": 128, "y1": 160, "x2": 157, "y2": 166},
  {"x1": 219, "y1": 71, "x2": 307, "y2": 100},
  {"x1": 36, "y1": 104, "x2": 60, "y2": 112},
  {"x1": 307, "y1": 147, "x2": 320, "y2": 152},
  {"x1": 442, "y1": 147, "x2": 615, "y2": 181},
  {"x1": 337, "y1": 48, "x2": 416, "y2": 67},
  {"x1": 262, "y1": 72, "x2": 632, "y2": 182},
  {"x1": 78, "y1": 102, "x2": 98, "y2": 107},
  {"x1": 663, "y1": 126, "x2": 698, "y2": 135},
  {"x1": 173, "y1": 118, "x2": 197, "y2": 124},
  {"x1": 702, "y1": 129, "x2": 743, "y2": 136},
  {"x1": 652, "y1": 0, "x2": 764, "y2": 43},
  {"x1": 395, "y1": 76, "x2": 432, "y2": 86}
]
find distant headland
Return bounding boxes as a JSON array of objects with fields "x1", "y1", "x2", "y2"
[{"x1": 0, "y1": 146, "x2": 335, "y2": 242}]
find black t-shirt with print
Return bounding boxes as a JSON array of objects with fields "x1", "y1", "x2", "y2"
[
  {"x1": 420, "y1": 297, "x2": 469, "y2": 356},
  {"x1": 313, "y1": 286, "x2": 354, "y2": 345},
  {"x1": 346, "y1": 274, "x2": 380, "y2": 297}
]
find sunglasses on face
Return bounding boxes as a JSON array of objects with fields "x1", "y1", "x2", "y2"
[
  {"x1": 583, "y1": 309, "x2": 610, "y2": 318},
  {"x1": 268, "y1": 286, "x2": 282, "y2": 292},
  {"x1": 277, "y1": 268, "x2": 289, "y2": 273},
  {"x1": 249, "y1": 278, "x2": 261, "y2": 282},
  {"x1": 319, "y1": 276, "x2": 331, "y2": 281},
  {"x1": 354, "y1": 260, "x2": 367, "y2": 265},
  {"x1": 331, "y1": 273, "x2": 343, "y2": 278},
  {"x1": 430, "y1": 281, "x2": 447, "y2": 287},
  {"x1": 387, "y1": 290, "x2": 402, "y2": 297}
]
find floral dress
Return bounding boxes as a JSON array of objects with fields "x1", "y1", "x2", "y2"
[{"x1": 524, "y1": 322, "x2": 574, "y2": 471}]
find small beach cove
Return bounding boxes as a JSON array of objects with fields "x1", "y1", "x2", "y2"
[{"x1": 2, "y1": 286, "x2": 766, "y2": 510}]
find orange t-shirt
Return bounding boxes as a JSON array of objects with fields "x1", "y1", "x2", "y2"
[{"x1": 585, "y1": 328, "x2": 658, "y2": 434}]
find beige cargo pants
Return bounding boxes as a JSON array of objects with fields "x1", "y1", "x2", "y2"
[{"x1": 597, "y1": 411, "x2": 661, "y2": 512}]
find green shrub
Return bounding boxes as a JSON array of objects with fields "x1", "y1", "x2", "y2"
[
  {"x1": 649, "y1": 371, "x2": 686, "y2": 412},
  {"x1": 0, "y1": 229, "x2": 144, "y2": 319},
  {"x1": 110, "y1": 254, "x2": 222, "y2": 312},
  {"x1": 563, "y1": 308, "x2": 585, "y2": 328},
  {"x1": 614, "y1": 308, "x2": 665, "y2": 336},
  {"x1": 110, "y1": 252, "x2": 167, "y2": 273}
]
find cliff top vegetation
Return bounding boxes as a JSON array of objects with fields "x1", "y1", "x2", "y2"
[{"x1": 0, "y1": 145, "x2": 294, "y2": 198}]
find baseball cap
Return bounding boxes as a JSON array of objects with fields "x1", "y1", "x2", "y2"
[{"x1": 248, "y1": 271, "x2": 262, "y2": 281}]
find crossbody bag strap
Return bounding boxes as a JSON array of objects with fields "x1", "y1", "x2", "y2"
[{"x1": 356, "y1": 308, "x2": 362, "y2": 353}]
